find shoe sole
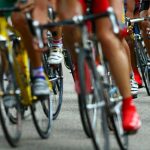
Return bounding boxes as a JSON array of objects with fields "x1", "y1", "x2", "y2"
[
  {"x1": 132, "y1": 94, "x2": 138, "y2": 99},
  {"x1": 138, "y1": 85, "x2": 143, "y2": 88},
  {"x1": 124, "y1": 120, "x2": 141, "y2": 135},
  {"x1": 124, "y1": 129, "x2": 138, "y2": 135},
  {"x1": 124, "y1": 125, "x2": 141, "y2": 135}
]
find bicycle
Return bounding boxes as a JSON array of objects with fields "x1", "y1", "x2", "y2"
[
  {"x1": 41, "y1": 7, "x2": 75, "y2": 120},
  {"x1": 42, "y1": 49, "x2": 63, "y2": 120},
  {"x1": 126, "y1": 16, "x2": 150, "y2": 96},
  {"x1": 35, "y1": 6, "x2": 129, "y2": 150},
  {"x1": 0, "y1": 6, "x2": 53, "y2": 147}
]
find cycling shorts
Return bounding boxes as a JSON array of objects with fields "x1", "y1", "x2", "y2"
[
  {"x1": 140, "y1": 0, "x2": 150, "y2": 11},
  {"x1": 79, "y1": 0, "x2": 109, "y2": 14}
]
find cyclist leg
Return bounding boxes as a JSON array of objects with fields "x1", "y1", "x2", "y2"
[
  {"x1": 56, "y1": 0, "x2": 141, "y2": 132},
  {"x1": 109, "y1": 0, "x2": 131, "y2": 70},
  {"x1": 56, "y1": 0, "x2": 83, "y2": 64},
  {"x1": 125, "y1": 0, "x2": 142, "y2": 91},
  {"x1": 11, "y1": 0, "x2": 50, "y2": 96},
  {"x1": 94, "y1": 0, "x2": 141, "y2": 132},
  {"x1": 125, "y1": 0, "x2": 143, "y2": 88},
  {"x1": 47, "y1": 0, "x2": 63, "y2": 65},
  {"x1": 109, "y1": 0, "x2": 139, "y2": 98}
]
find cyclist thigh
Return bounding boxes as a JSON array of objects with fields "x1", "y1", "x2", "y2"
[{"x1": 56, "y1": 0, "x2": 82, "y2": 19}]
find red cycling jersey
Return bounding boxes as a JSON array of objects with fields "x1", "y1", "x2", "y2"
[
  {"x1": 79, "y1": 0, "x2": 110, "y2": 14},
  {"x1": 78, "y1": 0, "x2": 110, "y2": 33}
]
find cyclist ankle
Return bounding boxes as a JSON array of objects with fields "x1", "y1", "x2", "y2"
[
  {"x1": 122, "y1": 96, "x2": 133, "y2": 107},
  {"x1": 51, "y1": 38, "x2": 63, "y2": 48},
  {"x1": 32, "y1": 66, "x2": 45, "y2": 80}
]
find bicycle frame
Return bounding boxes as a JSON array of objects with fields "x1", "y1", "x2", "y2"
[
  {"x1": 126, "y1": 16, "x2": 150, "y2": 95},
  {"x1": 0, "y1": 5, "x2": 53, "y2": 146},
  {"x1": 0, "y1": 16, "x2": 52, "y2": 106},
  {"x1": 0, "y1": 16, "x2": 33, "y2": 105}
]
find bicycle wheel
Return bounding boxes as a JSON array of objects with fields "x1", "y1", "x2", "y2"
[
  {"x1": 109, "y1": 97, "x2": 128, "y2": 150},
  {"x1": 0, "y1": 51, "x2": 21, "y2": 147},
  {"x1": 104, "y1": 64, "x2": 128, "y2": 150},
  {"x1": 50, "y1": 64, "x2": 63, "y2": 120},
  {"x1": 78, "y1": 49, "x2": 110, "y2": 150},
  {"x1": 135, "y1": 38, "x2": 150, "y2": 95},
  {"x1": 78, "y1": 94, "x2": 91, "y2": 138},
  {"x1": 42, "y1": 53, "x2": 63, "y2": 120},
  {"x1": 31, "y1": 95, "x2": 53, "y2": 139},
  {"x1": 110, "y1": 110, "x2": 128, "y2": 150},
  {"x1": 62, "y1": 49, "x2": 74, "y2": 79}
]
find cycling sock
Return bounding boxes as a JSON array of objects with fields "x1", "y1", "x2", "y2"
[
  {"x1": 32, "y1": 66, "x2": 45, "y2": 80},
  {"x1": 51, "y1": 38, "x2": 63, "y2": 48},
  {"x1": 133, "y1": 68, "x2": 142, "y2": 86}
]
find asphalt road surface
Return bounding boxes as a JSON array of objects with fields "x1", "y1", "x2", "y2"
[{"x1": 0, "y1": 66, "x2": 150, "y2": 150}]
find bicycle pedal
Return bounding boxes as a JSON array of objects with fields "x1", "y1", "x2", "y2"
[
  {"x1": 7, "y1": 90, "x2": 15, "y2": 95},
  {"x1": 5, "y1": 89, "x2": 20, "y2": 96},
  {"x1": 32, "y1": 96, "x2": 37, "y2": 101},
  {"x1": 32, "y1": 95, "x2": 49, "y2": 103}
]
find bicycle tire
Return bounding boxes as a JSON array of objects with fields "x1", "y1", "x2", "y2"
[
  {"x1": 62, "y1": 49, "x2": 74, "y2": 80},
  {"x1": 135, "y1": 38, "x2": 150, "y2": 95},
  {"x1": 31, "y1": 95, "x2": 52, "y2": 139},
  {"x1": 51, "y1": 64, "x2": 63, "y2": 120},
  {"x1": 78, "y1": 94, "x2": 91, "y2": 138},
  {"x1": 104, "y1": 64, "x2": 128, "y2": 150},
  {"x1": 110, "y1": 111, "x2": 128, "y2": 150},
  {"x1": 42, "y1": 53, "x2": 63, "y2": 120},
  {"x1": 78, "y1": 49, "x2": 110, "y2": 150},
  {"x1": 0, "y1": 51, "x2": 22, "y2": 147}
]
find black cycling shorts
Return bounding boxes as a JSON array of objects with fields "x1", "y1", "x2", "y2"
[{"x1": 140, "y1": 0, "x2": 150, "y2": 11}]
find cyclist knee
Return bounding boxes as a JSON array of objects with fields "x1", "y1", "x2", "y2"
[
  {"x1": 97, "y1": 28, "x2": 115, "y2": 46},
  {"x1": 32, "y1": 0, "x2": 48, "y2": 24},
  {"x1": 56, "y1": 0, "x2": 82, "y2": 19}
]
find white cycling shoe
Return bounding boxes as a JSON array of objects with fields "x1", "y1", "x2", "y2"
[
  {"x1": 48, "y1": 47, "x2": 63, "y2": 65},
  {"x1": 130, "y1": 78, "x2": 138, "y2": 98}
]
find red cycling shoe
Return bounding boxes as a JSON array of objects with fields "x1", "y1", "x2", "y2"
[
  {"x1": 133, "y1": 68, "x2": 143, "y2": 88},
  {"x1": 122, "y1": 97, "x2": 141, "y2": 133}
]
